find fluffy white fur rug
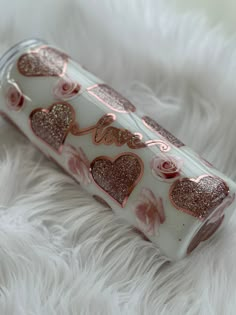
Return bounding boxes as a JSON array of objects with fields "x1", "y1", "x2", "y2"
[{"x1": 0, "y1": 0, "x2": 236, "y2": 314}]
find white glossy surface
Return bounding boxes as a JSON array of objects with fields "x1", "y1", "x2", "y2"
[{"x1": 1, "y1": 40, "x2": 236, "y2": 260}]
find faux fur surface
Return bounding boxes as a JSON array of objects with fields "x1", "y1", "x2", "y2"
[{"x1": 0, "y1": 0, "x2": 236, "y2": 314}]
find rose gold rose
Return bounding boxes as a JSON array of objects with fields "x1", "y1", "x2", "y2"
[
  {"x1": 54, "y1": 78, "x2": 81, "y2": 100},
  {"x1": 150, "y1": 155, "x2": 183, "y2": 181},
  {"x1": 6, "y1": 84, "x2": 24, "y2": 111}
]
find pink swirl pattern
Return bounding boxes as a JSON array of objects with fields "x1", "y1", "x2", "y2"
[
  {"x1": 134, "y1": 188, "x2": 165, "y2": 236},
  {"x1": 6, "y1": 84, "x2": 24, "y2": 111},
  {"x1": 64, "y1": 145, "x2": 91, "y2": 185},
  {"x1": 150, "y1": 155, "x2": 183, "y2": 181},
  {"x1": 54, "y1": 78, "x2": 81, "y2": 100}
]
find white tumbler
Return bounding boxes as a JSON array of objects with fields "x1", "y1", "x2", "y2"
[{"x1": 0, "y1": 38, "x2": 235, "y2": 260}]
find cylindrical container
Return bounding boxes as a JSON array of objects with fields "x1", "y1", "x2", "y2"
[{"x1": 0, "y1": 39, "x2": 235, "y2": 260}]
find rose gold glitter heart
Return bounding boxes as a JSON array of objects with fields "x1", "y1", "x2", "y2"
[
  {"x1": 30, "y1": 102, "x2": 75, "y2": 152},
  {"x1": 90, "y1": 153, "x2": 143, "y2": 207},
  {"x1": 169, "y1": 175, "x2": 229, "y2": 220},
  {"x1": 17, "y1": 46, "x2": 68, "y2": 77}
]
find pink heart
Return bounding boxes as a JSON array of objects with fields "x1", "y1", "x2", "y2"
[
  {"x1": 17, "y1": 46, "x2": 68, "y2": 77},
  {"x1": 90, "y1": 153, "x2": 143, "y2": 207},
  {"x1": 169, "y1": 175, "x2": 229, "y2": 220},
  {"x1": 30, "y1": 102, "x2": 75, "y2": 152}
]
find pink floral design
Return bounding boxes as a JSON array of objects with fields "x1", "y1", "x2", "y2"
[
  {"x1": 150, "y1": 155, "x2": 183, "y2": 181},
  {"x1": 6, "y1": 84, "x2": 24, "y2": 111},
  {"x1": 134, "y1": 188, "x2": 165, "y2": 236},
  {"x1": 64, "y1": 145, "x2": 91, "y2": 185},
  {"x1": 54, "y1": 77, "x2": 81, "y2": 100}
]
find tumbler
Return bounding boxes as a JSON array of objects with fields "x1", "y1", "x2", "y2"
[{"x1": 0, "y1": 38, "x2": 235, "y2": 260}]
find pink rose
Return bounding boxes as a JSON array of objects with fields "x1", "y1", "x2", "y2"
[
  {"x1": 64, "y1": 145, "x2": 91, "y2": 185},
  {"x1": 134, "y1": 188, "x2": 165, "y2": 236},
  {"x1": 150, "y1": 155, "x2": 182, "y2": 181},
  {"x1": 6, "y1": 84, "x2": 24, "y2": 111},
  {"x1": 54, "y1": 78, "x2": 81, "y2": 100}
]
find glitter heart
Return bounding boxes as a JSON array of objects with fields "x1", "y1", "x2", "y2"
[
  {"x1": 17, "y1": 46, "x2": 68, "y2": 77},
  {"x1": 90, "y1": 153, "x2": 143, "y2": 207},
  {"x1": 30, "y1": 102, "x2": 75, "y2": 152},
  {"x1": 169, "y1": 175, "x2": 229, "y2": 220}
]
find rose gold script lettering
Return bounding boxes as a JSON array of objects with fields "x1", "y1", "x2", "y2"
[{"x1": 71, "y1": 114, "x2": 170, "y2": 152}]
